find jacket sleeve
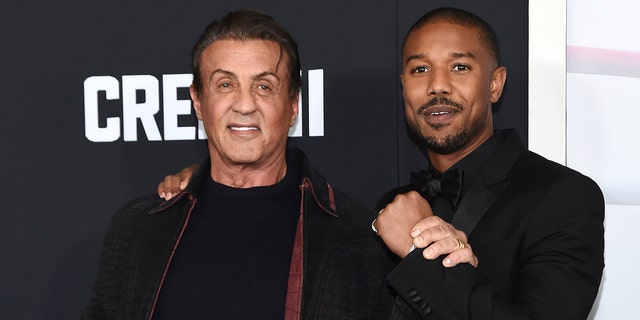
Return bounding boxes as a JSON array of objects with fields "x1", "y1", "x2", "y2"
[
  {"x1": 82, "y1": 200, "x2": 141, "y2": 320},
  {"x1": 387, "y1": 174, "x2": 605, "y2": 320}
]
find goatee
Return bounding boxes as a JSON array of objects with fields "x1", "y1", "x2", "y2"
[{"x1": 416, "y1": 115, "x2": 486, "y2": 155}]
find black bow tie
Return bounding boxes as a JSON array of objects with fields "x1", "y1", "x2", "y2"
[{"x1": 410, "y1": 167, "x2": 463, "y2": 209}]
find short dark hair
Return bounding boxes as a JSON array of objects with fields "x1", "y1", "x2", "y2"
[
  {"x1": 191, "y1": 10, "x2": 301, "y2": 100},
  {"x1": 403, "y1": 7, "x2": 501, "y2": 65}
]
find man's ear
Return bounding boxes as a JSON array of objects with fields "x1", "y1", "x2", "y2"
[
  {"x1": 190, "y1": 85, "x2": 202, "y2": 120},
  {"x1": 289, "y1": 94, "x2": 299, "y2": 127},
  {"x1": 489, "y1": 66, "x2": 507, "y2": 103}
]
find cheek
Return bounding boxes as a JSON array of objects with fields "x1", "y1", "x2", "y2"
[
  {"x1": 404, "y1": 85, "x2": 429, "y2": 112},
  {"x1": 462, "y1": 78, "x2": 492, "y2": 101},
  {"x1": 201, "y1": 105, "x2": 222, "y2": 123},
  {"x1": 269, "y1": 97, "x2": 296, "y2": 124},
  {"x1": 403, "y1": 82, "x2": 419, "y2": 100},
  {"x1": 275, "y1": 111, "x2": 294, "y2": 133},
  {"x1": 202, "y1": 94, "x2": 231, "y2": 117},
  {"x1": 404, "y1": 104, "x2": 420, "y2": 128}
]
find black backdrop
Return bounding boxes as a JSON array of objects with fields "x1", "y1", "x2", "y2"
[{"x1": 0, "y1": 1, "x2": 527, "y2": 318}]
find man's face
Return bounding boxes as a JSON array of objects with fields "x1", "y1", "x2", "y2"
[
  {"x1": 191, "y1": 39, "x2": 298, "y2": 168},
  {"x1": 401, "y1": 22, "x2": 506, "y2": 155}
]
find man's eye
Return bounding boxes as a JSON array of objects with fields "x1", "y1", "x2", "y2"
[
  {"x1": 452, "y1": 64, "x2": 470, "y2": 71},
  {"x1": 219, "y1": 82, "x2": 231, "y2": 88},
  {"x1": 257, "y1": 84, "x2": 271, "y2": 90},
  {"x1": 413, "y1": 66, "x2": 428, "y2": 73}
]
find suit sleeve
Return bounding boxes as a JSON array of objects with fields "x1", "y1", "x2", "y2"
[{"x1": 387, "y1": 174, "x2": 605, "y2": 320}]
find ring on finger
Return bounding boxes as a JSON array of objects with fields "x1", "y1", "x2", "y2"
[{"x1": 456, "y1": 238, "x2": 465, "y2": 250}]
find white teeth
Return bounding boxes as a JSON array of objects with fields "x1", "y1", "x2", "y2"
[
  {"x1": 430, "y1": 111, "x2": 450, "y2": 115},
  {"x1": 230, "y1": 126, "x2": 258, "y2": 131}
]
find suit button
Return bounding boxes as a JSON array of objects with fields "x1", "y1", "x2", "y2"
[
  {"x1": 412, "y1": 295, "x2": 422, "y2": 303},
  {"x1": 408, "y1": 288, "x2": 418, "y2": 297},
  {"x1": 423, "y1": 305, "x2": 432, "y2": 315}
]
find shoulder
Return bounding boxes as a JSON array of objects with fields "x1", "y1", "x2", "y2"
[
  {"x1": 332, "y1": 187, "x2": 377, "y2": 220},
  {"x1": 292, "y1": 149, "x2": 378, "y2": 233},
  {"x1": 507, "y1": 151, "x2": 604, "y2": 221},
  {"x1": 111, "y1": 194, "x2": 163, "y2": 222},
  {"x1": 103, "y1": 193, "x2": 168, "y2": 239},
  {"x1": 293, "y1": 148, "x2": 374, "y2": 217},
  {"x1": 515, "y1": 150, "x2": 601, "y2": 192}
]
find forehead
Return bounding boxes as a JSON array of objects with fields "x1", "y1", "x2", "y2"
[
  {"x1": 403, "y1": 22, "x2": 489, "y2": 62},
  {"x1": 200, "y1": 39, "x2": 287, "y2": 75}
]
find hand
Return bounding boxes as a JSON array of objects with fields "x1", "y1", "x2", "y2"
[
  {"x1": 410, "y1": 217, "x2": 478, "y2": 268},
  {"x1": 374, "y1": 191, "x2": 433, "y2": 258},
  {"x1": 157, "y1": 164, "x2": 199, "y2": 200}
]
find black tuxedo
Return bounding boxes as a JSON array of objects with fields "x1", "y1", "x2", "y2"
[{"x1": 383, "y1": 129, "x2": 604, "y2": 320}]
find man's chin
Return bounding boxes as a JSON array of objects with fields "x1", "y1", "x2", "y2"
[
  {"x1": 420, "y1": 133, "x2": 466, "y2": 155},
  {"x1": 226, "y1": 153, "x2": 262, "y2": 166},
  {"x1": 211, "y1": 146, "x2": 261, "y2": 166}
]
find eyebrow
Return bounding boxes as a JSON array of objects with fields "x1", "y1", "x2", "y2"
[
  {"x1": 404, "y1": 51, "x2": 477, "y2": 65},
  {"x1": 208, "y1": 69, "x2": 235, "y2": 83},
  {"x1": 252, "y1": 70, "x2": 280, "y2": 82},
  {"x1": 207, "y1": 69, "x2": 280, "y2": 82},
  {"x1": 451, "y1": 51, "x2": 477, "y2": 60}
]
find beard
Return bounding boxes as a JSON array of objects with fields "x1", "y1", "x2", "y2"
[{"x1": 414, "y1": 114, "x2": 487, "y2": 155}]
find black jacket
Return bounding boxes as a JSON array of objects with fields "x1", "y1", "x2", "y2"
[
  {"x1": 384, "y1": 130, "x2": 604, "y2": 320},
  {"x1": 83, "y1": 148, "x2": 395, "y2": 319}
]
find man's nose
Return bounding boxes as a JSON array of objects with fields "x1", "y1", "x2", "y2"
[
  {"x1": 232, "y1": 86, "x2": 258, "y2": 114},
  {"x1": 427, "y1": 69, "x2": 452, "y2": 95}
]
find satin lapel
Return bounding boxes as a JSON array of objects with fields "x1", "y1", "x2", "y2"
[
  {"x1": 451, "y1": 130, "x2": 526, "y2": 236},
  {"x1": 452, "y1": 176, "x2": 510, "y2": 236}
]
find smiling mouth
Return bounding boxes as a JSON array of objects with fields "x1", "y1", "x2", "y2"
[
  {"x1": 422, "y1": 109, "x2": 458, "y2": 127},
  {"x1": 229, "y1": 126, "x2": 259, "y2": 131},
  {"x1": 417, "y1": 96, "x2": 464, "y2": 116}
]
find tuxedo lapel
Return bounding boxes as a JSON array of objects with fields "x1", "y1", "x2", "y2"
[
  {"x1": 451, "y1": 130, "x2": 526, "y2": 235},
  {"x1": 452, "y1": 176, "x2": 509, "y2": 236}
]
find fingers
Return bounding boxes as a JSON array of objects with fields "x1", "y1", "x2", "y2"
[
  {"x1": 375, "y1": 192, "x2": 433, "y2": 258},
  {"x1": 178, "y1": 164, "x2": 199, "y2": 186},
  {"x1": 375, "y1": 190, "x2": 479, "y2": 266},
  {"x1": 157, "y1": 182, "x2": 165, "y2": 199},
  {"x1": 440, "y1": 242, "x2": 478, "y2": 268},
  {"x1": 414, "y1": 228, "x2": 460, "y2": 259},
  {"x1": 157, "y1": 164, "x2": 199, "y2": 200},
  {"x1": 410, "y1": 218, "x2": 478, "y2": 268},
  {"x1": 409, "y1": 216, "x2": 452, "y2": 249},
  {"x1": 157, "y1": 175, "x2": 184, "y2": 200},
  {"x1": 417, "y1": 235, "x2": 477, "y2": 268},
  {"x1": 410, "y1": 215, "x2": 447, "y2": 238}
]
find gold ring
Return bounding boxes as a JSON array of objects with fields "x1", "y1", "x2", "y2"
[{"x1": 456, "y1": 238, "x2": 465, "y2": 250}]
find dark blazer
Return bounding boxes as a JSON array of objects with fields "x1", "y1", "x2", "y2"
[
  {"x1": 384, "y1": 130, "x2": 605, "y2": 320},
  {"x1": 82, "y1": 149, "x2": 395, "y2": 320}
]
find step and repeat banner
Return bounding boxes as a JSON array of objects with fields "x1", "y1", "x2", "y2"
[{"x1": 0, "y1": 1, "x2": 527, "y2": 318}]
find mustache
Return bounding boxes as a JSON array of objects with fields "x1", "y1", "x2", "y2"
[{"x1": 417, "y1": 97, "x2": 464, "y2": 115}]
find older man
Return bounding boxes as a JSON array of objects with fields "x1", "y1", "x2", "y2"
[{"x1": 83, "y1": 10, "x2": 393, "y2": 320}]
